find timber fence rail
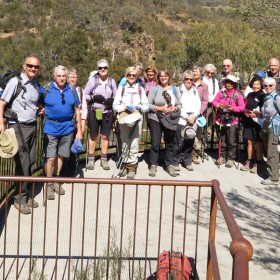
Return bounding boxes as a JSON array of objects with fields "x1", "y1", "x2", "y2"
[{"x1": 0, "y1": 176, "x2": 252, "y2": 280}]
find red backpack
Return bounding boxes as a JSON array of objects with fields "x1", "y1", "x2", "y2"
[{"x1": 157, "y1": 250, "x2": 192, "y2": 280}]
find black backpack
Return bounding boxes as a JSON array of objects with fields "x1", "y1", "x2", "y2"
[{"x1": 0, "y1": 70, "x2": 26, "y2": 120}]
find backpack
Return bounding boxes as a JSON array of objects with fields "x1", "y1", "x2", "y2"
[
  {"x1": 157, "y1": 251, "x2": 192, "y2": 280},
  {"x1": 0, "y1": 70, "x2": 26, "y2": 120}
]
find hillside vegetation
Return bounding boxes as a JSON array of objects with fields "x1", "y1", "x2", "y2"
[{"x1": 0, "y1": 0, "x2": 279, "y2": 85}]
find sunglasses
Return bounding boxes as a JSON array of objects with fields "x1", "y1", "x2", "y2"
[
  {"x1": 223, "y1": 65, "x2": 230, "y2": 67},
  {"x1": 98, "y1": 66, "x2": 108, "y2": 70},
  {"x1": 61, "y1": 93, "x2": 65, "y2": 105},
  {"x1": 206, "y1": 71, "x2": 215, "y2": 75},
  {"x1": 127, "y1": 74, "x2": 136, "y2": 78},
  {"x1": 26, "y1": 63, "x2": 40, "y2": 70},
  {"x1": 264, "y1": 84, "x2": 274, "y2": 88},
  {"x1": 225, "y1": 80, "x2": 235, "y2": 84},
  {"x1": 184, "y1": 78, "x2": 193, "y2": 81}
]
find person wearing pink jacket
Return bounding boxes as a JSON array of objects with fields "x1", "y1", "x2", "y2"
[{"x1": 212, "y1": 75, "x2": 245, "y2": 168}]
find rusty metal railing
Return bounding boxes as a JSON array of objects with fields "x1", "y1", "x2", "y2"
[{"x1": 0, "y1": 176, "x2": 252, "y2": 280}]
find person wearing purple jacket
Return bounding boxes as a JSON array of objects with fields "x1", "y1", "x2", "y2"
[{"x1": 84, "y1": 59, "x2": 117, "y2": 170}]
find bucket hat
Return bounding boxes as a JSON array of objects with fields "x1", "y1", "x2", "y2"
[
  {"x1": 119, "y1": 111, "x2": 142, "y2": 127},
  {"x1": 70, "y1": 139, "x2": 83, "y2": 155},
  {"x1": 0, "y1": 128, "x2": 18, "y2": 158},
  {"x1": 181, "y1": 124, "x2": 197, "y2": 140},
  {"x1": 223, "y1": 75, "x2": 238, "y2": 84}
]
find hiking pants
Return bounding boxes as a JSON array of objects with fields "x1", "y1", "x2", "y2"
[
  {"x1": 261, "y1": 127, "x2": 279, "y2": 181},
  {"x1": 10, "y1": 123, "x2": 37, "y2": 204},
  {"x1": 149, "y1": 119, "x2": 176, "y2": 167},
  {"x1": 119, "y1": 119, "x2": 142, "y2": 165},
  {"x1": 220, "y1": 124, "x2": 238, "y2": 160}
]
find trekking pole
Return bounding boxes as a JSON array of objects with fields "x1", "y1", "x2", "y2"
[
  {"x1": 85, "y1": 128, "x2": 89, "y2": 171},
  {"x1": 111, "y1": 121, "x2": 139, "y2": 179},
  {"x1": 217, "y1": 124, "x2": 222, "y2": 169}
]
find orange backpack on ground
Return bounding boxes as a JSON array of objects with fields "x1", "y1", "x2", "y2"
[{"x1": 157, "y1": 250, "x2": 192, "y2": 280}]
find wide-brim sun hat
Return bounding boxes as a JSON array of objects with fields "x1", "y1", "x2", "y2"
[
  {"x1": 0, "y1": 128, "x2": 18, "y2": 158},
  {"x1": 223, "y1": 74, "x2": 238, "y2": 84}
]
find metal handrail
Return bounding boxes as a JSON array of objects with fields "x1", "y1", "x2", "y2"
[{"x1": 0, "y1": 176, "x2": 253, "y2": 280}]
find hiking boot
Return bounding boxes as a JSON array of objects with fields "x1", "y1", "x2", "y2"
[
  {"x1": 46, "y1": 183, "x2": 55, "y2": 200},
  {"x1": 240, "y1": 160, "x2": 251, "y2": 171},
  {"x1": 192, "y1": 155, "x2": 200, "y2": 164},
  {"x1": 167, "y1": 165, "x2": 177, "y2": 177},
  {"x1": 14, "y1": 202, "x2": 31, "y2": 215},
  {"x1": 225, "y1": 160, "x2": 234, "y2": 168},
  {"x1": 216, "y1": 157, "x2": 226, "y2": 165},
  {"x1": 100, "y1": 158, "x2": 110, "y2": 170},
  {"x1": 186, "y1": 164, "x2": 194, "y2": 171},
  {"x1": 173, "y1": 165, "x2": 180, "y2": 172},
  {"x1": 250, "y1": 163, "x2": 257, "y2": 174},
  {"x1": 148, "y1": 165, "x2": 157, "y2": 177},
  {"x1": 27, "y1": 198, "x2": 39, "y2": 208},
  {"x1": 52, "y1": 182, "x2": 65, "y2": 195},
  {"x1": 127, "y1": 171, "x2": 136, "y2": 179},
  {"x1": 87, "y1": 157, "x2": 95, "y2": 170},
  {"x1": 261, "y1": 178, "x2": 278, "y2": 185}
]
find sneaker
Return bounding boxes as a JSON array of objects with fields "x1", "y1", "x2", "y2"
[
  {"x1": 192, "y1": 155, "x2": 200, "y2": 164},
  {"x1": 148, "y1": 165, "x2": 157, "y2": 177},
  {"x1": 87, "y1": 157, "x2": 95, "y2": 170},
  {"x1": 127, "y1": 171, "x2": 136, "y2": 179},
  {"x1": 225, "y1": 160, "x2": 234, "y2": 168},
  {"x1": 250, "y1": 163, "x2": 257, "y2": 174},
  {"x1": 173, "y1": 165, "x2": 180, "y2": 172},
  {"x1": 52, "y1": 182, "x2": 65, "y2": 195},
  {"x1": 240, "y1": 160, "x2": 251, "y2": 171},
  {"x1": 216, "y1": 157, "x2": 226, "y2": 165},
  {"x1": 167, "y1": 165, "x2": 177, "y2": 177},
  {"x1": 14, "y1": 202, "x2": 31, "y2": 214},
  {"x1": 186, "y1": 165, "x2": 194, "y2": 171},
  {"x1": 27, "y1": 198, "x2": 39, "y2": 208},
  {"x1": 100, "y1": 158, "x2": 110, "y2": 170},
  {"x1": 46, "y1": 183, "x2": 55, "y2": 200},
  {"x1": 261, "y1": 178, "x2": 278, "y2": 185}
]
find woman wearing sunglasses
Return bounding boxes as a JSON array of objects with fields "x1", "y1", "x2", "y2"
[
  {"x1": 212, "y1": 75, "x2": 245, "y2": 168},
  {"x1": 84, "y1": 59, "x2": 117, "y2": 171},
  {"x1": 173, "y1": 70, "x2": 201, "y2": 172},
  {"x1": 113, "y1": 67, "x2": 149, "y2": 179},
  {"x1": 260, "y1": 78, "x2": 280, "y2": 186}
]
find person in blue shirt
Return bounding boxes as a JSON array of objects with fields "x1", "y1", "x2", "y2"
[{"x1": 39, "y1": 65, "x2": 82, "y2": 201}]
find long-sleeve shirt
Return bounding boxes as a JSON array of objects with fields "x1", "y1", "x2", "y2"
[
  {"x1": 113, "y1": 83, "x2": 149, "y2": 113},
  {"x1": 194, "y1": 80, "x2": 208, "y2": 115},
  {"x1": 202, "y1": 76, "x2": 219, "y2": 103},
  {"x1": 76, "y1": 86, "x2": 87, "y2": 120},
  {"x1": 212, "y1": 88, "x2": 245, "y2": 125},
  {"x1": 177, "y1": 85, "x2": 201, "y2": 126}
]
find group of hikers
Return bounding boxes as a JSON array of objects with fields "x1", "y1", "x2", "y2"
[{"x1": 0, "y1": 54, "x2": 280, "y2": 214}]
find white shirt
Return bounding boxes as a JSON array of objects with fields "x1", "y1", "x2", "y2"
[
  {"x1": 202, "y1": 76, "x2": 219, "y2": 102},
  {"x1": 178, "y1": 84, "x2": 201, "y2": 126}
]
